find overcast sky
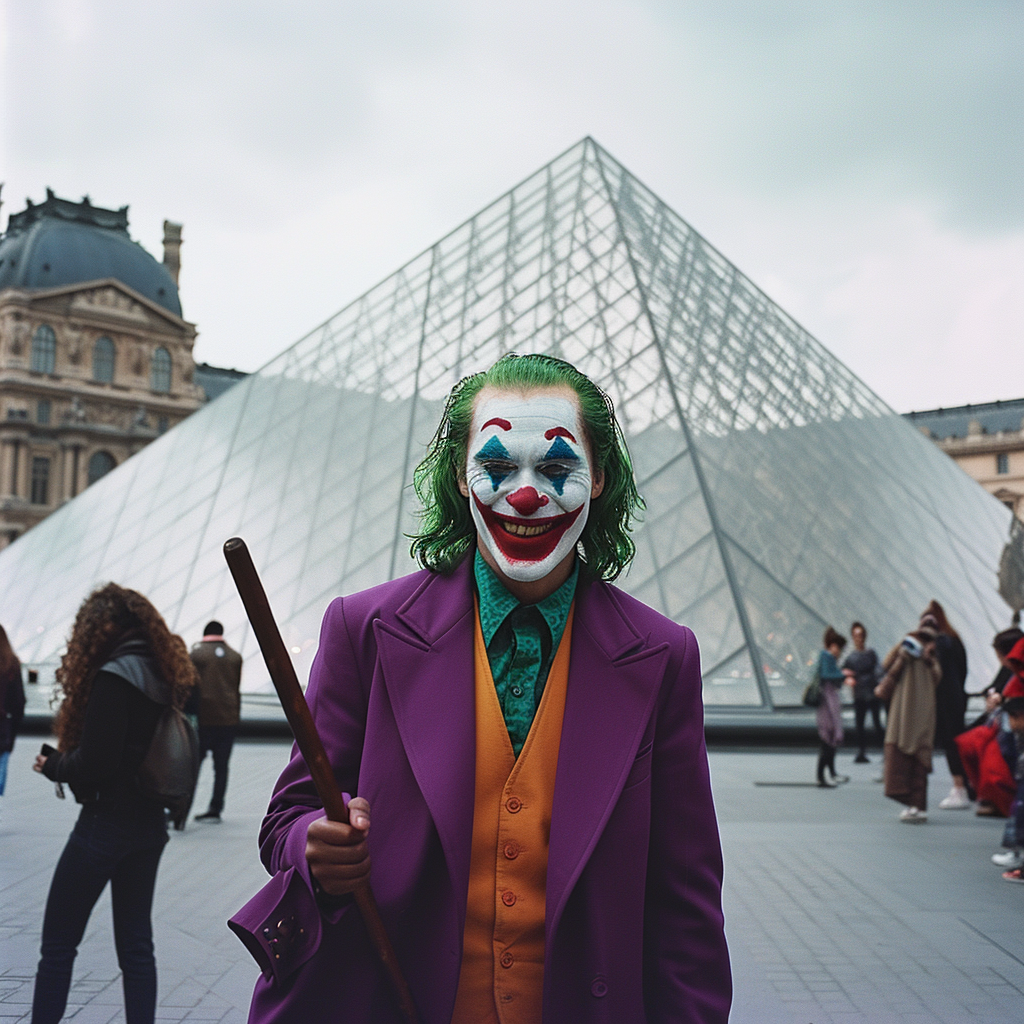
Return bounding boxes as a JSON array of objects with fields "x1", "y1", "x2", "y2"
[{"x1": 2, "y1": 0, "x2": 1021, "y2": 412}]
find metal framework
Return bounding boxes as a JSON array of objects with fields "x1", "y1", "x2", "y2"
[{"x1": 0, "y1": 138, "x2": 1012, "y2": 707}]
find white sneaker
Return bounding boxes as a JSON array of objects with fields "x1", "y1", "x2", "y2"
[
  {"x1": 992, "y1": 850, "x2": 1024, "y2": 869},
  {"x1": 938, "y1": 786, "x2": 971, "y2": 810},
  {"x1": 899, "y1": 807, "x2": 928, "y2": 823}
]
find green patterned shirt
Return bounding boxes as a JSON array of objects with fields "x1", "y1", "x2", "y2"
[{"x1": 473, "y1": 549, "x2": 578, "y2": 757}]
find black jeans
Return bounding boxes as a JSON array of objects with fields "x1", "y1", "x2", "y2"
[
  {"x1": 32, "y1": 804, "x2": 167, "y2": 1024},
  {"x1": 198, "y1": 725, "x2": 236, "y2": 813},
  {"x1": 853, "y1": 697, "x2": 884, "y2": 753}
]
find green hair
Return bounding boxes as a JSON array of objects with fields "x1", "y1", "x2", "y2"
[{"x1": 410, "y1": 353, "x2": 644, "y2": 580}]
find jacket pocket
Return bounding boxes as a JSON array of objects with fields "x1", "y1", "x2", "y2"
[{"x1": 622, "y1": 740, "x2": 654, "y2": 790}]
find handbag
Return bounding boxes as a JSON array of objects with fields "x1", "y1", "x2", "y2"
[
  {"x1": 802, "y1": 662, "x2": 822, "y2": 708},
  {"x1": 137, "y1": 705, "x2": 201, "y2": 830}
]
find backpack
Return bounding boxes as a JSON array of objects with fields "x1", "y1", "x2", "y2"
[{"x1": 137, "y1": 705, "x2": 200, "y2": 830}]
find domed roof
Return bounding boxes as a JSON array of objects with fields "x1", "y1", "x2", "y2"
[{"x1": 0, "y1": 191, "x2": 182, "y2": 317}]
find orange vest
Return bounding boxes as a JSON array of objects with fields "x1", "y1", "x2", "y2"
[{"x1": 450, "y1": 602, "x2": 573, "y2": 1024}]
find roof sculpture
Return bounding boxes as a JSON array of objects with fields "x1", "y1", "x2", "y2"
[
  {"x1": 0, "y1": 190, "x2": 182, "y2": 316},
  {"x1": 0, "y1": 139, "x2": 1012, "y2": 707}
]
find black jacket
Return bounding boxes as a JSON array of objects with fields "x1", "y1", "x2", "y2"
[
  {"x1": 42, "y1": 639, "x2": 168, "y2": 810},
  {"x1": 0, "y1": 661, "x2": 25, "y2": 754}
]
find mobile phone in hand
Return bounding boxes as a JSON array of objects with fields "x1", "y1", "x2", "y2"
[{"x1": 39, "y1": 744, "x2": 64, "y2": 797}]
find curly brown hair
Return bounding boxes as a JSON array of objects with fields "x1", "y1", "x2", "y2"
[{"x1": 54, "y1": 583, "x2": 197, "y2": 752}]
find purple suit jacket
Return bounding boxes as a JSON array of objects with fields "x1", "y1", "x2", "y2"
[{"x1": 230, "y1": 557, "x2": 731, "y2": 1023}]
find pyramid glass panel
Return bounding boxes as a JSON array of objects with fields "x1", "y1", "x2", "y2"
[{"x1": 0, "y1": 139, "x2": 1013, "y2": 710}]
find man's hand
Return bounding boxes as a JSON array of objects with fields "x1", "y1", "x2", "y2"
[{"x1": 306, "y1": 797, "x2": 371, "y2": 896}]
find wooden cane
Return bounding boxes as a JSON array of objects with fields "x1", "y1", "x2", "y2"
[{"x1": 223, "y1": 537, "x2": 419, "y2": 1024}]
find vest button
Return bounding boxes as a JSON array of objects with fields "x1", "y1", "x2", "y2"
[
  {"x1": 503, "y1": 841, "x2": 520, "y2": 859},
  {"x1": 591, "y1": 978, "x2": 608, "y2": 998},
  {"x1": 500, "y1": 951, "x2": 515, "y2": 968},
  {"x1": 510, "y1": 685, "x2": 524, "y2": 697},
  {"x1": 505, "y1": 796, "x2": 522, "y2": 813},
  {"x1": 501, "y1": 890, "x2": 517, "y2": 907}
]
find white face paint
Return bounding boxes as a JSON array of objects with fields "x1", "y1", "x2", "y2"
[{"x1": 464, "y1": 389, "x2": 594, "y2": 583}]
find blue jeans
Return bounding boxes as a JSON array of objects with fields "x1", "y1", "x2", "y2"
[{"x1": 32, "y1": 804, "x2": 167, "y2": 1024}]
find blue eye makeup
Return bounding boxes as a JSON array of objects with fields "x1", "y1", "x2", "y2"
[
  {"x1": 475, "y1": 436, "x2": 514, "y2": 490},
  {"x1": 539, "y1": 436, "x2": 579, "y2": 495},
  {"x1": 543, "y1": 436, "x2": 579, "y2": 462}
]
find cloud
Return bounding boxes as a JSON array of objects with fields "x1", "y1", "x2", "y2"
[{"x1": 2, "y1": 0, "x2": 1021, "y2": 411}]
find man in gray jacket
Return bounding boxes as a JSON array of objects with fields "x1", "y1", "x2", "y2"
[{"x1": 190, "y1": 621, "x2": 243, "y2": 822}]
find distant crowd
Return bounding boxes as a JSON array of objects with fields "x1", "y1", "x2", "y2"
[{"x1": 809, "y1": 602, "x2": 1024, "y2": 882}]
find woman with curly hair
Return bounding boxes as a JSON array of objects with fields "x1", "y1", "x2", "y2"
[{"x1": 30, "y1": 584, "x2": 196, "y2": 1024}]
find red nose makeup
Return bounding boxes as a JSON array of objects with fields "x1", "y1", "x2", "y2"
[{"x1": 506, "y1": 487, "x2": 549, "y2": 516}]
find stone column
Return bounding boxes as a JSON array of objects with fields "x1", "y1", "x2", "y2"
[
  {"x1": 0, "y1": 441, "x2": 13, "y2": 497},
  {"x1": 8, "y1": 440, "x2": 21, "y2": 497},
  {"x1": 70, "y1": 445, "x2": 81, "y2": 498},
  {"x1": 17, "y1": 441, "x2": 30, "y2": 500}
]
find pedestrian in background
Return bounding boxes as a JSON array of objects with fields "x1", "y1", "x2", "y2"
[
  {"x1": 30, "y1": 584, "x2": 195, "y2": 1024},
  {"x1": 816, "y1": 626, "x2": 849, "y2": 788},
  {"x1": 190, "y1": 621, "x2": 242, "y2": 823},
  {"x1": 0, "y1": 624, "x2": 26, "y2": 813},
  {"x1": 842, "y1": 621, "x2": 884, "y2": 763},
  {"x1": 956, "y1": 628, "x2": 1023, "y2": 819},
  {"x1": 995, "y1": 696, "x2": 1024, "y2": 881},
  {"x1": 924, "y1": 601, "x2": 971, "y2": 810},
  {"x1": 877, "y1": 619, "x2": 942, "y2": 823}
]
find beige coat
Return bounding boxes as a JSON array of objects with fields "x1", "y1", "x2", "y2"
[{"x1": 880, "y1": 642, "x2": 942, "y2": 768}]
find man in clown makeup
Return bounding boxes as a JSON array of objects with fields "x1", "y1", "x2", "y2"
[{"x1": 231, "y1": 354, "x2": 731, "y2": 1023}]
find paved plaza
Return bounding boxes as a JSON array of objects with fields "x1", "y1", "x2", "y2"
[{"x1": 2, "y1": 738, "x2": 1023, "y2": 1023}]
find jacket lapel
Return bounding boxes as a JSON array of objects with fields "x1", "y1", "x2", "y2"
[
  {"x1": 373, "y1": 560, "x2": 477, "y2": 926},
  {"x1": 546, "y1": 579, "x2": 669, "y2": 939}
]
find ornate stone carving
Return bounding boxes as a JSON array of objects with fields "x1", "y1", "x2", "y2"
[
  {"x1": 64, "y1": 326, "x2": 83, "y2": 364},
  {"x1": 66, "y1": 397, "x2": 88, "y2": 424},
  {"x1": 71, "y1": 287, "x2": 148, "y2": 324}
]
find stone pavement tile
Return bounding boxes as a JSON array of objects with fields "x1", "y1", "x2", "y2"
[
  {"x1": 159, "y1": 980, "x2": 206, "y2": 1008},
  {"x1": 64, "y1": 1004, "x2": 122, "y2": 1023},
  {"x1": 6, "y1": 742, "x2": 1024, "y2": 1022},
  {"x1": 0, "y1": 984, "x2": 31, "y2": 1006}
]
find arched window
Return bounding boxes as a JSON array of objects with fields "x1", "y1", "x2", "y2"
[
  {"x1": 151, "y1": 347, "x2": 171, "y2": 393},
  {"x1": 92, "y1": 336, "x2": 115, "y2": 383},
  {"x1": 30, "y1": 324, "x2": 57, "y2": 374},
  {"x1": 87, "y1": 450, "x2": 117, "y2": 486}
]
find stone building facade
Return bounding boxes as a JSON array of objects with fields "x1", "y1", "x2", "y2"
[
  {"x1": 905, "y1": 398, "x2": 1024, "y2": 520},
  {"x1": 0, "y1": 192, "x2": 203, "y2": 548}
]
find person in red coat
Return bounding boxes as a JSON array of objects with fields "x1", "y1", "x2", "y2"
[{"x1": 958, "y1": 631, "x2": 1024, "y2": 818}]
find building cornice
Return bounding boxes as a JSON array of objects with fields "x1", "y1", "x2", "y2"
[
  {"x1": 938, "y1": 434, "x2": 1024, "y2": 457},
  {"x1": 0, "y1": 278, "x2": 195, "y2": 333}
]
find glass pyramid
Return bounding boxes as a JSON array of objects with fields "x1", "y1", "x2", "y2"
[{"x1": 0, "y1": 138, "x2": 1013, "y2": 708}]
